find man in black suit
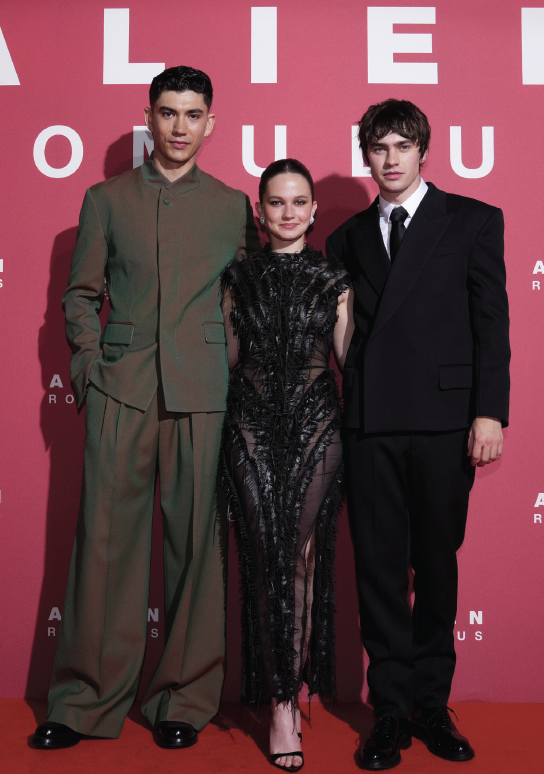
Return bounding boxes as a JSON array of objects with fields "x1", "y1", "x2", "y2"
[{"x1": 327, "y1": 99, "x2": 509, "y2": 770}]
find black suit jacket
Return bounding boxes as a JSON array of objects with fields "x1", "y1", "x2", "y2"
[{"x1": 326, "y1": 182, "x2": 510, "y2": 432}]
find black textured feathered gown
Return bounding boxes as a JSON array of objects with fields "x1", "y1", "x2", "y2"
[{"x1": 221, "y1": 244, "x2": 350, "y2": 706}]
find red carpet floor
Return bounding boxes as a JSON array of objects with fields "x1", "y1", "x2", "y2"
[{"x1": 1, "y1": 700, "x2": 542, "y2": 774}]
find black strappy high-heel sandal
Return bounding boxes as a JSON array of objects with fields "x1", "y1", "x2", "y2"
[
  {"x1": 270, "y1": 751, "x2": 304, "y2": 772},
  {"x1": 270, "y1": 700, "x2": 303, "y2": 769}
]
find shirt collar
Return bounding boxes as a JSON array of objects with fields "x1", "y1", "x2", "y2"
[
  {"x1": 141, "y1": 152, "x2": 201, "y2": 196},
  {"x1": 378, "y1": 178, "x2": 428, "y2": 222}
]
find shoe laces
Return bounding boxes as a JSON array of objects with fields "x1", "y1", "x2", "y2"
[
  {"x1": 371, "y1": 714, "x2": 398, "y2": 739},
  {"x1": 427, "y1": 706, "x2": 459, "y2": 728}
]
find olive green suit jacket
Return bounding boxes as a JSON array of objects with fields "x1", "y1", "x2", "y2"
[{"x1": 63, "y1": 159, "x2": 259, "y2": 412}]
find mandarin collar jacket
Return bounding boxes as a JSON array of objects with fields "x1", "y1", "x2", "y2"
[
  {"x1": 141, "y1": 156, "x2": 201, "y2": 195},
  {"x1": 63, "y1": 158, "x2": 259, "y2": 413}
]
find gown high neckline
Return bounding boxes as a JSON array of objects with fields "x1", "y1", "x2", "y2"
[{"x1": 262, "y1": 242, "x2": 311, "y2": 263}]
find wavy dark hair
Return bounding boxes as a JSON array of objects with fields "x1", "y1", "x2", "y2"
[
  {"x1": 258, "y1": 158, "x2": 315, "y2": 202},
  {"x1": 149, "y1": 66, "x2": 213, "y2": 109},
  {"x1": 358, "y1": 98, "x2": 430, "y2": 165}
]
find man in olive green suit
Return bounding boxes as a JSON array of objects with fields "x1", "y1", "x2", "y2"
[{"x1": 33, "y1": 66, "x2": 259, "y2": 750}]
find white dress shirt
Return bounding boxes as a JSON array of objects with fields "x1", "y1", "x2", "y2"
[{"x1": 378, "y1": 178, "x2": 428, "y2": 259}]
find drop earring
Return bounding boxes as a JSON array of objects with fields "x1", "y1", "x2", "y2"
[
  {"x1": 310, "y1": 216, "x2": 315, "y2": 225},
  {"x1": 260, "y1": 216, "x2": 265, "y2": 225}
]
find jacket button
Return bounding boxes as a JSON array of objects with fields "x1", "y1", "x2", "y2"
[{"x1": 163, "y1": 197, "x2": 171, "y2": 205}]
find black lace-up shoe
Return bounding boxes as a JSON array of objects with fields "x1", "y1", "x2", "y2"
[
  {"x1": 32, "y1": 722, "x2": 81, "y2": 749},
  {"x1": 153, "y1": 721, "x2": 198, "y2": 749},
  {"x1": 359, "y1": 715, "x2": 412, "y2": 770},
  {"x1": 410, "y1": 707, "x2": 475, "y2": 761}
]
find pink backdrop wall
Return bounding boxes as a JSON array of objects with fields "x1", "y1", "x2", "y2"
[{"x1": 1, "y1": 0, "x2": 543, "y2": 703}]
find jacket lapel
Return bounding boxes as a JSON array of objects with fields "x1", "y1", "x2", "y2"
[
  {"x1": 347, "y1": 199, "x2": 391, "y2": 295},
  {"x1": 368, "y1": 183, "x2": 454, "y2": 342}
]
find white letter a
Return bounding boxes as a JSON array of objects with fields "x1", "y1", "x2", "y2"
[{"x1": 0, "y1": 27, "x2": 20, "y2": 85}]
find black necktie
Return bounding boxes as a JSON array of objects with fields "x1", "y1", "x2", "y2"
[{"x1": 389, "y1": 206, "x2": 409, "y2": 263}]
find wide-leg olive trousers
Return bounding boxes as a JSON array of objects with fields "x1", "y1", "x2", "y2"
[{"x1": 47, "y1": 385, "x2": 226, "y2": 738}]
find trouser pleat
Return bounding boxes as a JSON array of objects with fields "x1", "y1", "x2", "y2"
[
  {"x1": 48, "y1": 386, "x2": 157, "y2": 737},
  {"x1": 47, "y1": 385, "x2": 226, "y2": 737},
  {"x1": 141, "y1": 410, "x2": 227, "y2": 732}
]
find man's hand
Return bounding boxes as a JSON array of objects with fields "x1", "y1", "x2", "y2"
[{"x1": 467, "y1": 416, "x2": 503, "y2": 467}]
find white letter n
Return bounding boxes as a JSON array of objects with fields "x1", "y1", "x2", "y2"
[
  {"x1": 133, "y1": 127, "x2": 154, "y2": 168},
  {"x1": 103, "y1": 9, "x2": 165, "y2": 85}
]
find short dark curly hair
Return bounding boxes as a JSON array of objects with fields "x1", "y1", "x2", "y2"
[
  {"x1": 358, "y1": 98, "x2": 430, "y2": 165},
  {"x1": 149, "y1": 66, "x2": 213, "y2": 109}
]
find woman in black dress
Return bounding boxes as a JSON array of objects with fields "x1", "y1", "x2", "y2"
[{"x1": 221, "y1": 159, "x2": 353, "y2": 771}]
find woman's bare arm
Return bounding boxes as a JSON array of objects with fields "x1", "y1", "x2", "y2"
[
  {"x1": 333, "y1": 288, "x2": 354, "y2": 371},
  {"x1": 221, "y1": 286, "x2": 240, "y2": 370}
]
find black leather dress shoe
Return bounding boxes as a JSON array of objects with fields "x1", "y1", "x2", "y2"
[
  {"x1": 410, "y1": 707, "x2": 475, "y2": 761},
  {"x1": 359, "y1": 715, "x2": 412, "y2": 770},
  {"x1": 153, "y1": 721, "x2": 198, "y2": 749},
  {"x1": 32, "y1": 722, "x2": 81, "y2": 749}
]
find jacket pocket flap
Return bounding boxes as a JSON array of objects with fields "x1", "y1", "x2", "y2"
[
  {"x1": 102, "y1": 322, "x2": 134, "y2": 345},
  {"x1": 430, "y1": 243, "x2": 461, "y2": 258},
  {"x1": 202, "y1": 322, "x2": 226, "y2": 344},
  {"x1": 439, "y1": 364, "x2": 473, "y2": 389}
]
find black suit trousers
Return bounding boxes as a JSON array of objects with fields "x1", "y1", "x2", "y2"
[{"x1": 344, "y1": 428, "x2": 475, "y2": 718}]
